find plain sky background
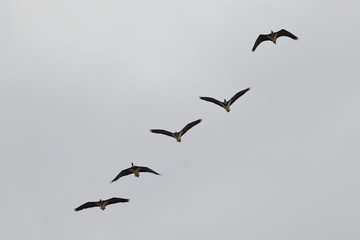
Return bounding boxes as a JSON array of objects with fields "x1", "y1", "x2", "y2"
[{"x1": 1, "y1": 0, "x2": 359, "y2": 239}]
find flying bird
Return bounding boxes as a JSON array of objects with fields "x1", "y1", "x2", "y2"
[
  {"x1": 199, "y1": 88, "x2": 250, "y2": 112},
  {"x1": 252, "y1": 29, "x2": 298, "y2": 51},
  {"x1": 74, "y1": 197, "x2": 129, "y2": 211},
  {"x1": 111, "y1": 162, "x2": 160, "y2": 183},
  {"x1": 150, "y1": 119, "x2": 202, "y2": 142}
]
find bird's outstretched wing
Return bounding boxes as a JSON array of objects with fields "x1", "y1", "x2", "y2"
[
  {"x1": 199, "y1": 96, "x2": 224, "y2": 108},
  {"x1": 150, "y1": 129, "x2": 175, "y2": 138},
  {"x1": 105, "y1": 197, "x2": 129, "y2": 206},
  {"x1": 180, "y1": 119, "x2": 202, "y2": 136},
  {"x1": 252, "y1": 34, "x2": 271, "y2": 52},
  {"x1": 228, "y1": 88, "x2": 250, "y2": 106},
  {"x1": 74, "y1": 201, "x2": 98, "y2": 211},
  {"x1": 138, "y1": 166, "x2": 160, "y2": 175},
  {"x1": 276, "y1": 29, "x2": 298, "y2": 40},
  {"x1": 111, "y1": 167, "x2": 133, "y2": 182}
]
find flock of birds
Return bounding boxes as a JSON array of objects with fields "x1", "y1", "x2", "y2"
[{"x1": 74, "y1": 29, "x2": 298, "y2": 212}]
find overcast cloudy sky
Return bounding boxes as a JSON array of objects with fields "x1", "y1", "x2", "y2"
[{"x1": 1, "y1": 0, "x2": 359, "y2": 239}]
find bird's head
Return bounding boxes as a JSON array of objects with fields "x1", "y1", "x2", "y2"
[{"x1": 131, "y1": 162, "x2": 134, "y2": 167}]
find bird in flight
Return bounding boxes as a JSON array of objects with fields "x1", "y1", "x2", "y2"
[
  {"x1": 150, "y1": 119, "x2": 202, "y2": 142},
  {"x1": 111, "y1": 162, "x2": 160, "y2": 183},
  {"x1": 199, "y1": 88, "x2": 250, "y2": 112},
  {"x1": 252, "y1": 29, "x2": 298, "y2": 51},
  {"x1": 74, "y1": 197, "x2": 129, "y2": 211}
]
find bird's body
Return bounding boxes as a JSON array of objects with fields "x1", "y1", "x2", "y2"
[
  {"x1": 129, "y1": 167, "x2": 141, "y2": 177},
  {"x1": 252, "y1": 29, "x2": 298, "y2": 51},
  {"x1": 267, "y1": 32, "x2": 278, "y2": 43},
  {"x1": 111, "y1": 162, "x2": 160, "y2": 183},
  {"x1": 96, "y1": 200, "x2": 109, "y2": 210},
  {"x1": 150, "y1": 119, "x2": 202, "y2": 142},
  {"x1": 74, "y1": 197, "x2": 129, "y2": 211},
  {"x1": 200, "y1": 88, "x2": 250, "y2": 112}
]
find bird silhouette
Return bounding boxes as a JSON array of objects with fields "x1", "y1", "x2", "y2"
[
  {"x1": 74, "y1": 197, "x2": 129, "y2": 211},
  {"x1": 200, "y1": 88, "x2": 250, "y2": 112},
  {"x1": 150, "y1": 119, "x2": 202, "y2": 142},
  {"x1": 252, "y1": 29, "x2": 298, "y2": 51},
  {"x1": 111, "y1": 162, "x2": 160, "y2": 183}
]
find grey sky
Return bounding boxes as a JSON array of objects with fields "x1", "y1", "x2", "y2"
[{"x1": 1, "y1": 0, "x2": 359, "y2": 239}]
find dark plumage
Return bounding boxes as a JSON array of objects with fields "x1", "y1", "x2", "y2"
[
  {"x1": 200, "y1": 88, "x2": 250, "y2": 112},
  {"x1": 74, "y1": 197, "x2": 129, "y2": 211},
  {"x1": 252, "y1": 29, "x2": 298, "y2": 51},
  {"x1": 150, "y1": 119, "x2": 202, "y2": 142},
  {"x1": 111, "y1": 162, "x2": 160, "y2": 183}
]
